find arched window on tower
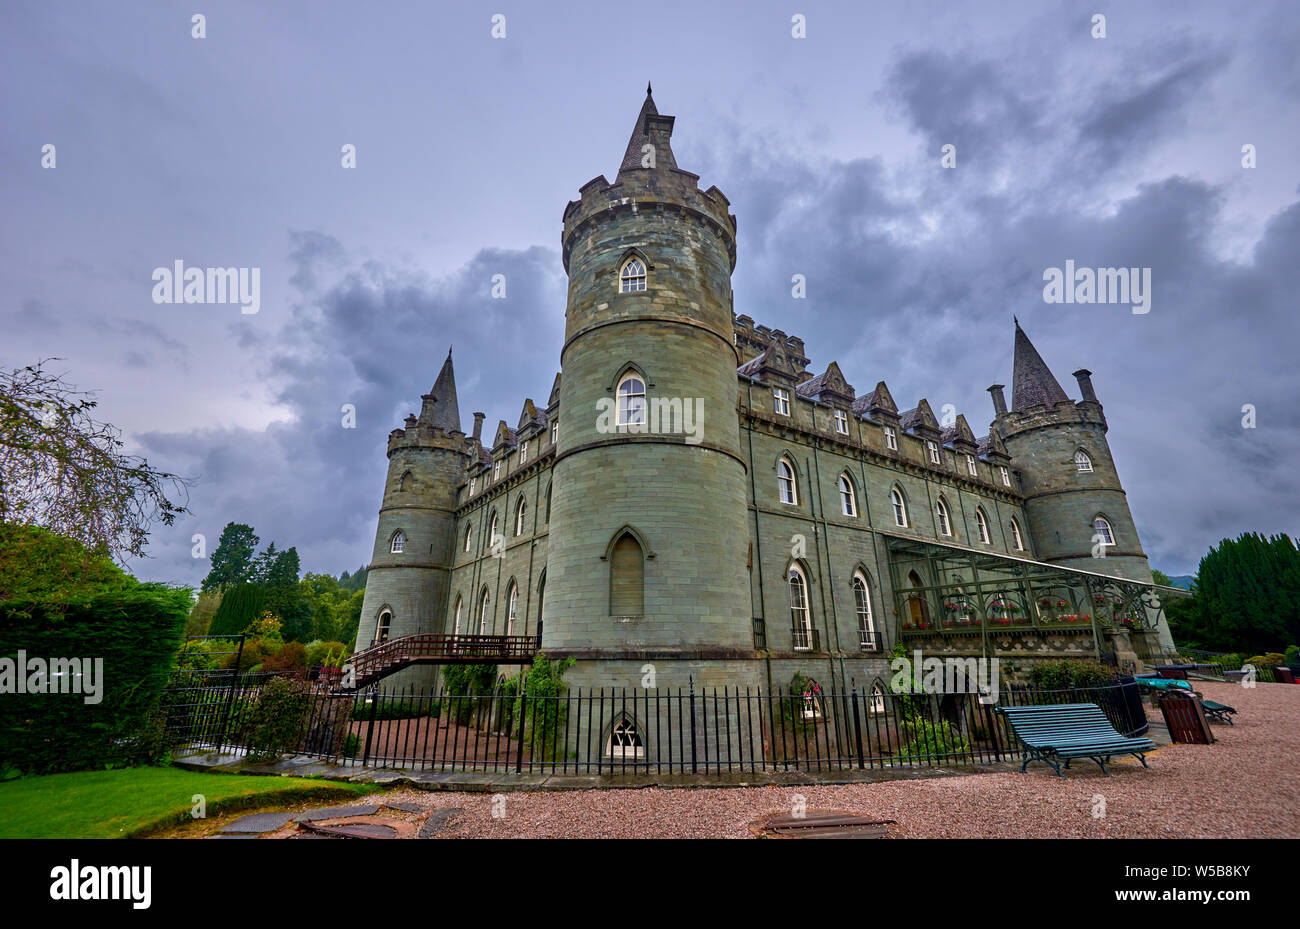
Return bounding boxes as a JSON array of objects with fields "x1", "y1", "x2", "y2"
[
  {"x1": 1093, "y1": 516, "x2": 1115, "y2": 546},
  {"x1": 777, "y1": 457, "x2": 798, "y2": 505},
  {"x1": 376, "y1": 609, "x2": 392, "y2": 645},
  {"x1": 399, "y1": 470, "x2": 413, "y2": 492},
  {"x1": 838, "y1": 473, "x2": 857, "y2": 517},
  {"x1": 609, "y1": 532, "x2": 645, "y2": 617},
  {"x1": 1075, "y1": 450, "x2": 1094, "y2": 472},
  {"x1": 390, "y1": 530, "x2": 406, "y2": 554},
  {"x1": 616, "y1": 372, "x2": 647, "y2": 426},
  {"x1": 619, "y1": 257, "x2": 647, "y2": 292}
]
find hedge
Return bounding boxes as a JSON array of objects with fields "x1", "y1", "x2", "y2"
[{"x1": 0, "y1": 585, "x2": 191, "y2": 775}]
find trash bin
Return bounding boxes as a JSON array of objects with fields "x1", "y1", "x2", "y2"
[
  {"x1": 1157, "y1": 692, "x2": 1215, "y2": 744},
  {"x1": 1273, "y1": 666, "x2": 1295, "y2": 684}
]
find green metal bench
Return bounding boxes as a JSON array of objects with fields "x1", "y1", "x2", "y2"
[
  {"x1": 1200, "y1": 699, "x2": 1236, "y2": 725},
  {"x1": 996, "y1": 703, "x2": 1157, "y2": 778}
]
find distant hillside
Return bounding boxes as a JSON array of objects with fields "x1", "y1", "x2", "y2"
[{"x1": 1164, "y1": 575, "x2": 1194, "y2": 590}]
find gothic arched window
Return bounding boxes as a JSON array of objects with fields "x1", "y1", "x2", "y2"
[
  {"x1": 891, "y1": 487, "x2": 908, "y2": 527},
  {"x1": 609, "y1": 532, "x2": 645, "y2": 616},
  {"x1": 619, "y1": 257, "x2": 647, "y2": 292},
  {"x1": 976, "y1": 507, "x2": 991, "y2": 544},
  {"x1": 789, "y1": 564, "x2": 812, "y2": 650},
  {"x1": 839, "y1": 473, "x2": 857, "y2": 517},
  {"x1": 390, "y1": 530, "x2": 406, "y2": 554},
  {"x1": 616, "y1": 372, "x2": 647, "y2": 426},
  {"x1": 853, "y1": 572, "x2": 876, "y2": 649},
  {"x1": 1075, "y1": 450, "x2": 1094, "y2": 472},
  {"x1": 1010, "y1": 517, "x2": 1025, "y2": 551},
  {"x1": 778, "y1": 457, "x2": 798, "y2": 505},
  {"x1": 506, "y1": 582, "x2": 519, "y2": 636},
  {"x1": 514, "y1": 496, "x2": 528, "y2": 536},
  {"x1": 935, "y1": 498, "x2": 952, "y2": 537},
  {"x1": 1094, "y1": 516, "x2": 1115, "y2": 546}
]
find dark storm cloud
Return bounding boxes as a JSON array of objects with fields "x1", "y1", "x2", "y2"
[
  {"x1": 4, "y1": 1, "x2": 1296, "y2": 584},
  {"x1": 134, "y1": 240, "x2": 564, "y2": 586}
]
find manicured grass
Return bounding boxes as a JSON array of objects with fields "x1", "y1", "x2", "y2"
[{"x1": 0, "y1": 767, "x2": 379, "y2": 838}]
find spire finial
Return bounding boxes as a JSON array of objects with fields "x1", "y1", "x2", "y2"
[{"x1": 647, "y1": 81, "x2": 653, "y2": 96}]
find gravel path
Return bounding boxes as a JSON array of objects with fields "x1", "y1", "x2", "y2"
[{"x1": 376, "y1": 681, "x2": 1300, "y2": 838}]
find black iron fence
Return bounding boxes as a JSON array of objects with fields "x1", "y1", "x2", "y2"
[{"x1": 161, "y1": 674, "x2": 1153, "y2": 777}]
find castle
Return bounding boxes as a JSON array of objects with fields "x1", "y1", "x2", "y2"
[{"x1": 355, "y1": 87, "x2": 1176, "y2": 695}]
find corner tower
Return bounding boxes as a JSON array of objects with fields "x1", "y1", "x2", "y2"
[
  {"x1": 356, "y1": 350, "x2": 471, "y2": 658},
  {"x1": 992, "y1": 322, "x2": 1153, "y2": 579},
  {"x1": 544, "y1": 87, "x2": 757, "y2": 689}
]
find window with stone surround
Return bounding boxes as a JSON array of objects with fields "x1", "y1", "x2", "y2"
[
  {"x1": 777, "y1": 457, "x2": 798, "y2": 505},
  {"x1": 838, "y1": 473, "x2": 857, "y2": 517},
  {"x1": 999, "y1": 466, "x2": 1011, "y2": 487},
  {"x1": 617, "y1": 373, "x2": 647, "y2": 426},
  {"x1": 609, "y1": 531, "x2": 644, "y2": 616},
  {"x1": 389, "y1": 530, "x2": 405, "y2": 553},
  {"x1": 1093, "y1": 516, "x2": 1115, "y2": 546},
  {"x1": 606, "y1": 716, "x2": 644, "y2": 759},
  {"x1": 515, "y1": 496, "x2": 528, "y2": 536},
  {"x1": 773, "y1": 387, "x2": 790, "y2": 416},
  {"x1": 935, "y1": 498, "x2": 953, "y2": 536},
  {"x1": 891, "y1": 487, "x2": 908, "y2": 527},
  {"x1": 1075, "y1": 450, "x2": 1093, "y2": 472},
  {"x1": 976, "y1": 507, "x2": 991, "y2": 544},
  {"x1": 966, "y1": 454, "x2": 977, "y2": 476},
  {"x1": 1010, "y1": 517, "x2": 1025, "y2": 551},
  {"x1": 927, "y1": 440, "x2": 941, "y2": 465},
  {"x1": 619, "y1": 257, "x2": 647, "y2": 292},
  {"x1": 834, "y1": 409, "x2": 849, "y2": 434},
  {"x1": 884, "y1": 426, "x2": 898, "y2": 450},
  {"x1": 789, "y1": 564, "x2": 813, "y2": 650}
]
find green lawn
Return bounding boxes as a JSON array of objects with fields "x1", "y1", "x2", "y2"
[{"x1": 0, "y1": 767, "x2": 379, "y2": 838}]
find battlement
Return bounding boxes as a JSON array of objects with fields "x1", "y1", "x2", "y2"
[
  {"x1": 387, "y1": 416, "x2": 469, "y2": 457},
  {"x1": 562, "y1": 172, "x2": 736, "y2": 273}
]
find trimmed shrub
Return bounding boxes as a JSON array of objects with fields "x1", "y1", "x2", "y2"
[
  {"x1": 1027, "y1": 660, "x2": 1115, "y2": 690},
  {"x1": 0, "y1": 585, "x2": 190, "y2": 774},
  {"x1": 238, "y1": 677, "x2": 311, "y2": 761}
]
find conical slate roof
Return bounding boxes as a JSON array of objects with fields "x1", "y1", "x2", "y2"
[
  {"x1": 618, "y1": 83, "x2": 677, "y2": 177},
  {"x1": 422, "y1": 348, "x2": 461, "y2": 433},
  {"x1": 1011, "y1": 320, "x2": 1070, "y2": 412}
]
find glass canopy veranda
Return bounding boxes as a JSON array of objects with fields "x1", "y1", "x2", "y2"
[{"x1": 882, "y1": 531, "x2": 1176, "y2": 658}]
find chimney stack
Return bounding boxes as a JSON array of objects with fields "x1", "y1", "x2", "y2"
[
  {"x1": 472, "y1": 412, "x2": 485, "y2": 442},
  {"x1": 1072, "y1": 369, "x2": 1098, "y2": 404},
  {"x1": 987, "y1": 384, "x2": 1008, "y2": 417}
]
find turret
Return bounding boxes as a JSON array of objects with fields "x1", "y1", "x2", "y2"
[
  {"x1": 991, "y1": 322, "x2": 1172, "y2": 648},
  {"x1": 544, "y1": 86, "x2": 757, "y2": 689},
  {"x1": 356, "y1": 349, "x2": 472, "y2": 662}
]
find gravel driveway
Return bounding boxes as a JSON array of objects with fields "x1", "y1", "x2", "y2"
[{"x1": 377, "y1": 680, "x2": 1300, "y2": 838}]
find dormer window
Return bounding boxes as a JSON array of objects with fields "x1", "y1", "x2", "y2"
[
  {"x1": 926, "y1": 440, "x2": 941, "y2": 465},
  {"x1": 551, "y1": 420, "x2": 558, "y2": 444},
  {"x1": 773, "y1": 388, "x2": 790, "y2": 416},
  {"x1": 965, "y1": 454, "x2": 977, "y2": 476},
  {"x1": 493, "y1": 460, "x2": 501, "y2": 481},
  {"x1": 619, "y1": 257, "x2": 647, "y2": 292},
  {"x1": 1075, "y1": 450, "x2": 1093, "y2": 472},
  {"x1": 834, "y1": 410, "x2": 849, "y2": 435},
  {"x1": 999, "y1": 466, "x2": 1011, "y2": 487},
  {"x1": 884, "y1": 426, "x2": 898, "y2": 450},
  {"x1": 520, "y1": 441, "x2": 529, "y2": 465},
  {"x1": 469, "y1": 477, "x2": 477, "y2": 496}
]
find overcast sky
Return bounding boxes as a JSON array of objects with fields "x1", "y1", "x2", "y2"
[{"x1": 3, "y1": 0, "x2": 1298, "y2": 584}]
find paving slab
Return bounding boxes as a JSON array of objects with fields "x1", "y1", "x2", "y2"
[
  {"x1": 220, "y1": 812, "x2": 295, "y2": 834},
  {"x1": 292, "y1": 804, "x2": 381, "y2": 823},
  {"x1": 418, "y1": 807, "x2": 463, "y2": 839}
]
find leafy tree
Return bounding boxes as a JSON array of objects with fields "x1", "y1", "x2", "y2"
[
  {"x1": 0, "y1": 360, "x2": 190, "y2": 563},
  {"x1": 208, "y1": 582, "x2": 267, "y2": 637},
  {"x1": 1151, "y1": 569, "x2": 1172, "y2": 587},
  {"x1": 202, "y1": 522, "x2": 259, "y2": 591},
  {"x1": 185, "y1": 588, "x2": 222, "y2": 636}
]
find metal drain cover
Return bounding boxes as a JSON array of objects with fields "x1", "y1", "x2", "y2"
[
  {"x1": 299, "y1": 821, "x2": 400, "y2": 839},
  {"x1": 750, "y1": 810, "x2": 895, "y2": 839}
]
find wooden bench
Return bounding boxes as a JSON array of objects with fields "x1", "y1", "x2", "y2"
[{"x1": 996, "y1": 703, "x2": 1157, "y2": 778}]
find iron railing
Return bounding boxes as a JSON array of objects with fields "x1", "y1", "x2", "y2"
[{"x1": 161, "y1": 676, "x2": 1152, "y2": 776}]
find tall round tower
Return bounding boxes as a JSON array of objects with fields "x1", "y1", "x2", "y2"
[
  {"x1": 356, "y1": 350, "x2": 470, "y2": 674},
  {"x1": 543, "y1": 87, "x2": 757, "y2": 690},
  {"x1": 993, "y1": 322, "x2": 1174, "y2": 652}
]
